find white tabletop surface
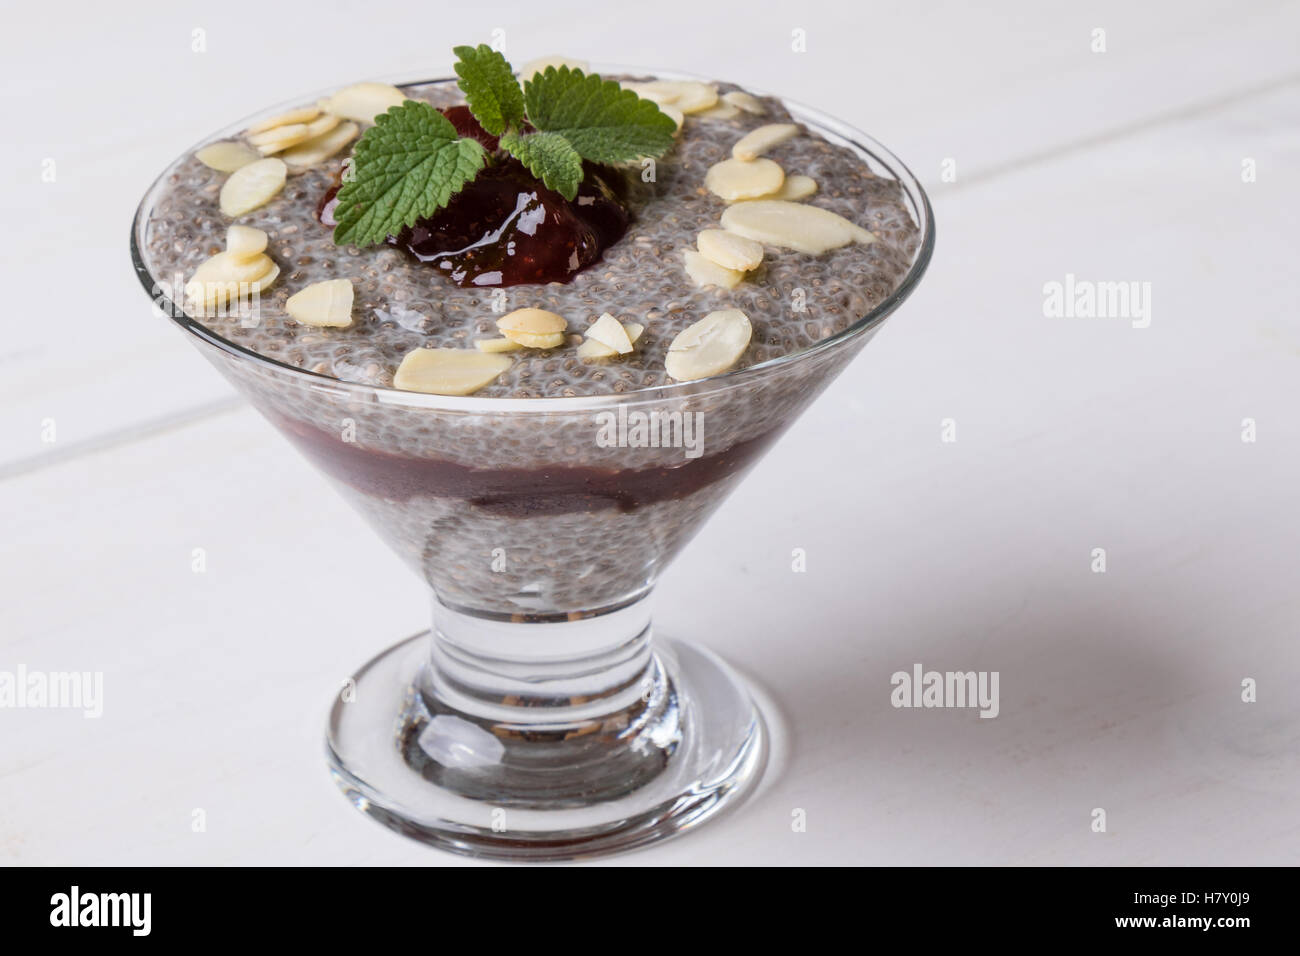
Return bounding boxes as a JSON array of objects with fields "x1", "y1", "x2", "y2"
[{"x1": 3, "y1": 0, "x2": 1299, "y2": 866}]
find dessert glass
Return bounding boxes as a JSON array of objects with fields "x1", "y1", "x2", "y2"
[{"x1": 130, "y1": 70, "x2": 934, "y2": 860}]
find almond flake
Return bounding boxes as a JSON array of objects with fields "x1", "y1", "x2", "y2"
[
  {"x1": 620, "y1": 82, "x2": 675, "y2": 105},
  {"x1": 218, "y1": 158, "x2": 287, "y2": 217},
  {"x1": 392, "y1": 348, "x2": 512, "y2": 396},
  {"x1": 195, "y1": 141, "x2": 261, "y2": 173},
  {"x1": 281, "y1": 121, "x2": 358, "y2": 170},
  {"x1": 262, "y1": 114, "x2": 341, "y2": 155},
  {"x1": 720, "y1": 200, "x2": 876, "y2": 254},
  {"x1": 665, "y1": 309, "x2": 752, "y2": 381},
  {"x1": 697, "y1": 229, "x2": 763, "y2": 271},
  {"x1": 630, "y1": 80, "x2": 718, "y2": 114},
  {"x1": 299, "y1": 112, "x2": 341, "y2": 139},
  {"x1": 578, "y1": 321, "x2": 644, "y2": 360},
  {"x1": 476, "y1": 337, "x2": 524, "y2": 353},
  {"x1": 501, "y1": 330, "x2": 566, "y2": 350},
  {"x1": 225, "y1": 225, "x2": 268, "y2": 260},
  {"x1": 191, "y1": 251, "x2": 275, "y2": 285},
  {"x1": 248, "y1": 107, "x2": 321, "y2": 134},
  {"x1": 731, "y1": 123, "x2": 800, "y2": 160},
  {"x1": 249, "y1": 123, "x2": 312, "y2": 153},
  {"x1": 694, "y1": 101, "x2": 741, "y2": 121},
  {"x1": 285, "y1": 278, "x2": 355, "y2": 328},
  {"x1": 578, "y1": 338, "x2": 617, "y2": 360},
  {"x1": 722, "y1": 91, "x2": 766, "y2": 115},
  {"x1": 704, "y1": 157, "x2": 784, "y2": 202},
  {"x1": 683, "y1": 249, "x2": 743, "y2": 289},
  {"x1": 752, "y1": 174, "x2": 818, "y2": 202},
  {"x1": 497, "y1": 307, "x2": 568, "y2": 336},
  {"x1": 586, "y1": 313, "x2": 635, "y2": 354},
  {"x1": 184, "y1": 254, "x2": 277, "y2": 308},
  {"x1": 251, "y1": 263, "x2": 280, "y2": 295},
  {"x1": 321, "y1": 83, "x2": 406, "y2": 123}
]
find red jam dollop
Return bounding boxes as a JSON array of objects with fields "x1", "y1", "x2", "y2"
[{"x1": 318, "y1": 106, "x2": 629, "y2": 287}]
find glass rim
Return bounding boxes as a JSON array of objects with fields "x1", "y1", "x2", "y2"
[{"x1": 129, "y1": 66, "x2": 935, "y2": 412}]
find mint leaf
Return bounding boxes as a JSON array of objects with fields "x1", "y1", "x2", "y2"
[
  {"x1": 500, "y1": 130, "x2": 583, "y2": 199},
  {"x1": 332, "y1": 100, "x2": 486, "y2": 248},
  {"x1": 523, "y1": 66, "x2": 676, "y2": 164},
  {"x1": 453, "y1": 44, "x2": 524, "y2": 137}
]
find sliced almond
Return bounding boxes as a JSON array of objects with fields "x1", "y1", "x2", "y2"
[
  {"x1": 248, "y1": 122, "x2": 312, "y2": 153},
  {"x1": 722, "y1": 90, "x2": 766, "y2": 115},
  {"x1": 219, "y1": 158, "x2": 287, "y2": 217},
  {"x1": 184, "y1": 254, "x2": 276, "y2": 307},
  {"x1": 753, "y1": 174, "x2": 818, "y2": 202},
  {"x1": 697, "y1": 229, "x2": 763, "y2": 272},
  {"x1": 578, "y1": 321, "x2": 644, "y2": 360},
  {"x1": 519, "y1": 56, "x2": 590, "y2": 81},
  {"x1": 732, "y1": 123, "x2": 800, "y2": 160},
  {"x1": 497, "y1": 307, "x2": 567, "y2": 336},
  {"x1": 248, "y1": 107, "x2": 321, "y2": 135},
  {"x1": 185, "y1": 278, "x2": 244, "y2": 310},
  {"x1": 720, "y1": 200, "x2": 876, "y2": 254},
  {"x1": 225, "y1": 225, "x2": 268, "y2": 260},
  {"x1": 630, "y1": 80, "x2": 718, "y2": 114},
  {"x1": 694, "y1": 100, "x2": 741, "y2": 121},
  {"x1": 285, "y1": 278, "x2": 354, "y2": 328},
  {"x1": 191, "y1": 251, "x2": 275, "y2": 286},
  {"x1": 502, "y1": 330, "x2": 566, "y2": 350},
  {"x1": 683, "y1": 249, "x2": 744, "y2": 289},
  {"x1": 620, "y1": 82, "x2": 675, "y2": 105},
  {"x1": 578, "y1": 337, "x2": 618, "y2": 360},
  {"x1": 321, "y1": 82, "x2": 406, "y2": 123},
  {"x1": 281, "y1": 121, "x2": 358, "y2": 170},
  {"x1": 298, "y1": 112, "x2": 341, "y2": 140},
  {"x1": 195, "y1": 141, "x2": 261, "y2": 173},
  {"x1": 675, "y1": 84, "x2": 719, "y2": 114},
  {"x1": 586, "y1": 313, "x2": 635, "y2": 354},
  {"x1": 262, "y1": 113, "x2": 341, "y2": 155},
  {"x1": 660, "y1": 104, "x2": 685, "y2": 132},
  {"x1": 476, "y1": 337, "x2": 524, "y2": 353},
  {"x1": 665, "y1": 309, "x2": 752, "y2": 382},
  {"x1": 392, "y1": 348, "x2": 512, "y2": 396},
  {"x1": 251, "y1": 263, "x2": 280, "y2": 295},
  {"x1": 704, "y1": 157, "x2": 784, "y2": 202}
]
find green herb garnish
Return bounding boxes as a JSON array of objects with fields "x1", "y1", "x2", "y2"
[
  {"x1": 331, "y1": 102, "x2": 486, "y2": 248},
  {"x1": 332, "y1": 46, "x2": 676, "y2": 247},
  {"x1": 452, "y1": 43, "x2": 525, "y2": 136}
]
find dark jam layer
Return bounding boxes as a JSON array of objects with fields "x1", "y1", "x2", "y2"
[
  {"x1": 276, "y1": 415, "x2": 781, "y2": 518},
  {"x1": 318, "y1": 106, "x2": 630, "y2": 288}
]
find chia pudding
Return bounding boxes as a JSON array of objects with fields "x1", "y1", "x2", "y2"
[{"x1": 135, "y1": 67, "x2": 926, "y2": 616}]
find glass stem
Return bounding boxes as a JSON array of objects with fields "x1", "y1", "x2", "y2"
[{"x1": 423, "y1": 596, "x2": 660, "y2": 731}]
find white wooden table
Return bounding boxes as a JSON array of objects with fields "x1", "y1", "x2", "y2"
[{"x1": 3, "y1": 0, "x2": 1298, "y2": 865}]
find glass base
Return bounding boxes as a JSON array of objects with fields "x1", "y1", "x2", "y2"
[{"x1": 325, "y1": 629, "x2": 766, "y2": 861}]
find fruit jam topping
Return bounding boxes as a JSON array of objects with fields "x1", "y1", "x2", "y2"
[{"x1": 318, "y1": 106, "x2": 630, "y2": 288}]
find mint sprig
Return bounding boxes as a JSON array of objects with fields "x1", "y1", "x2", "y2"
[
  {"x1": 332, "y1": 47, "x2": 675, "y2": 247},
  {"x1": 499, "y1": 130, "x2": 583, "y2": 198},
  {"x1": 452, "y1": 43, "x2": 524, "y2": 136},
  {"x1": 332, "y1": 101, "x2": 486, "y2": 247},
  {"x1": 522, "y1": 66, "x2": 676, "y2": 165}
]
